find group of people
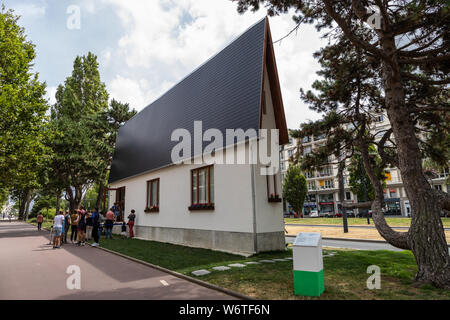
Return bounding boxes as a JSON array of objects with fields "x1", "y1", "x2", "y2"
[{"x1": 37, "y1": 206, "x2": 136, "y2": 249}]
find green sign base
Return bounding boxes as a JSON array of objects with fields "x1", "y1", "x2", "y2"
[{"x1": 293, "y1": 269, "x2": 324, "y2": 297}]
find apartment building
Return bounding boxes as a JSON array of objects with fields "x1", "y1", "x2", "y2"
[{"x1": 280, "y1": 114, "x2": 450, "y2": 217}]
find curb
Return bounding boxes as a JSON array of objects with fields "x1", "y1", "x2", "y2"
[
  {"x1": 285, "y1": 234, "x2": 387, "y2": 243},
  {"x1": 286, "y1": 235, "x2": 450, "y2": 247},
  {"x1": 90, "y1": 244, "x2": 254, "y2": 300}
]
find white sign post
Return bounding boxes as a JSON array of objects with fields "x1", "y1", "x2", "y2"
[{"x1": 293, "y1": 232, "x2": 324, "y2": 296}]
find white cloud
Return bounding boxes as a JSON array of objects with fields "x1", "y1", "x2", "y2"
[
  {"x1": 12, "y1": 2, "x2": 46, "y2": 19},
  {"x1": 108, "y1": 75, "x2": 174, "y2": 110},
  {"x1": 102, "y1": 0, "x2": 327, "y2": 128},
  {"x1": 45, "y1": 86, "x2": 57, "y2": 106}
]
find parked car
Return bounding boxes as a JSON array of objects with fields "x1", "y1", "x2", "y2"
[
  {"x1": 319, "y1": 211, "x2": 333, "y2": 218},
  {"x1": 309, "y1": 210, "x2": 319, "y2": 218},
  {"x1": 334, "y1": 212, "x2": 343, "y2": 218}
]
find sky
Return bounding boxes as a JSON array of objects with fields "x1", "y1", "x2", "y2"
[{"x1": 3, "y1": 0, "x2": 328, "y2": 129}]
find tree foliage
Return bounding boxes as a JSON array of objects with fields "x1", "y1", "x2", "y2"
[
  {"x1": 282, "y1": 164, "x2": 308, "y2": 215},
  {"x1": 0, "y1": 7, "x2": 49, "y2": 195},
  {"x1": 232, "y1": 0, "x2": 450, "y2": 287}
]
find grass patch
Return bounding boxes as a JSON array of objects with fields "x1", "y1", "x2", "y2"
[
  {"x1": 94, "y1": 235, "x2": 450, "y2": 300},
  {"x1": 285, "y1": 217, "x2": 450, "y2": 228}
]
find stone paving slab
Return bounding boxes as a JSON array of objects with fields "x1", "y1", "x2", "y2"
[
  {"x1": 228, "y1": 263, "x2": 246, "y2": 268},
  {"x1": 191, "y1": 269, "x2": 211, "y2": 276},
  {"x1": 212, "y1": 266, "x2": 231, "y2": 271}
]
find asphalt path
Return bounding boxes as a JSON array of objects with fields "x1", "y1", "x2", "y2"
[{"x1": 0, "y1": 222, "x2": 235, "y2": 300}]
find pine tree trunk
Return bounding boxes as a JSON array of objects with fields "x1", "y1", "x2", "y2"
[
  {"x1": 96, "y1": 182, "x2": 105, "y2": 210},
  {"x1": 380, "y1": 36, "x2": 450, "y2": 288}
]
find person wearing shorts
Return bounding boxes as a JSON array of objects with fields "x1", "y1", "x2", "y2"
[
  {"x1": 53, "y1": 212, "x2": 64, "y2": 249},
  {"x1": 105, "y1": 208, "x2": 115, "y2": 239}
]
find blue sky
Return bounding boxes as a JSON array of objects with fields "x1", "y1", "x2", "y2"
[{"x1": 3, "y1": 0, "x2": 328, "y2": 128}]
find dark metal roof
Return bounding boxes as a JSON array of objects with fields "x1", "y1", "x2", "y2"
[{"x1": 109, "y1": 19, "x2": 267, "y2": 184}]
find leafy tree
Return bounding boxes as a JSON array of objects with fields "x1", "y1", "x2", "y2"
[
  {"x1": 93, "y1": 99, "x2": 136, "y2": 209},
  {"x1": 233, "y1": 0, "x2": 450, "y2": 287},
  {"x1": 49, "y1": 52, "x2": 109, "y2": 213},
  {"x1": 0, "y1": 7, "x2": 49, "y2": 218},
  {"x1": 282, "y1": 165, "x2": 308, "y2": 217}
]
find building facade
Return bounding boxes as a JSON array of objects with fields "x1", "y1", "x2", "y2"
[
  {"x1": 107, "y1": 18, "x2": 289, "y2": 255},
  {"x1": 280, "y1": 114, "x2": 450, "y2": 217}
]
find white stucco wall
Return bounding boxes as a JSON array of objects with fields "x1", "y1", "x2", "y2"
[
  {"x1": 253, "y1": 67, "x2": 284, "y2": 233},
  {"x1": 109, "y1": 144, "x2": 255, "y2": 234}
]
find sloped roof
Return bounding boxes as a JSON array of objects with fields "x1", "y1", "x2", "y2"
[{"x1": 109, "y1": 18, "x2": 287, "y2": 184}]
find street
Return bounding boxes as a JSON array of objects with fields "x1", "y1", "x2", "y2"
[{"x1": 0, "y1": 222, "x2": 235, "y2": 300}]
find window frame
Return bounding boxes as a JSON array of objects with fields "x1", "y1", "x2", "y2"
[
  {"x1": 189, "y1": 165, "x2": 215, "y2": 210},
  {"x1": 145, "y1": 178, "x2": 160, "y2": 213}
]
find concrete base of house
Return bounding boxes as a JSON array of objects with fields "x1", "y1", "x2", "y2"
[{"x1": 115, "y1": 225, "x2": 285, "y2": 255}]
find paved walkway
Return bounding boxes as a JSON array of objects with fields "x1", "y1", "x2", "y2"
[{"x1": 0, "y1": 222, "x2": 235, "y2": 300}]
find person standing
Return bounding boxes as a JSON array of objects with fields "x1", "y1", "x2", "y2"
[
  {"x1": 77, "y1": 209, "x2": 86, "y2": 246},
  {"x1": 91, "y1": 208, "x2": 100, "y2": 247},
  {"x1": 70, "y1": 210, "x2": 79, "y2": 243},
  {"x1": 127, "y1": 210, "x2": 136, "y2": 238},
  {"x1": 105, "y1": 208, "x2": 115, "y2": 239},
  {"x1": 85, "y1": 210, "x2": 93, "y2": 241},
  {"x1": 63, "y1": 211, "x2": 71, "y2": 244},
  {"x1": 52, "y1": 211, "x2": 64, "y2": 249},
  {"x1": 36, "y1": 213, "x2": 44, "y2": 231},
  {"x1": 113, "y1": 203, "x2": 121, "y2": 222}
]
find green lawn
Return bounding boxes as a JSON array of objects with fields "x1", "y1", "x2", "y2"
[
  {"x1": 92, "y1": 235, "x2": 450, "y2": 300},
  {"x1": 285, "y1": 217, "x2": 450, "y2": 228}
]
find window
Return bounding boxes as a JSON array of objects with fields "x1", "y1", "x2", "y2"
[
  {"x1": 267, "y1": 166, "x2": 281, "y2": 202},
  {"x1": 345, "y1": 192, "x2": 351, "y2": 200},
  {"x1": 305, "y1": 171, "x2": 315, "y2": 178},
  {"x1": 145, "y1": 178, "x2": 160, "y2": 212},
  {"x1": 319, "y1": 167, "x2": 333, "y2": 177},
  {"x1": 308, "y1": 181, "x2": 316, "y2": 190},
  {"x1": 320, "y1": 179, "x2": 334, "y2": 189},
  {"x1": 319, "y1": 193, "x2": 334, "y2": 202},
  {"x1": 375, "y1": 115, "x2": 384, "y2": 122},
  {"x1": 314, "y1": 133, "x2": 326, "y2": 141},
  {"x1": 302, "y1": 136, "x2": 310, "y2": 143},
  {"x1": 434, "y1": 185, "x2": 443, "y2": 191},
  {"x1": 190, "y1": 166, "x2": 214, "y2": 210},
  {"x1": 304, "y1": 146, "x2": 312, "y2": 155},
  {"x1": 288, "y1": 149, "x2": 294, "y2": 158}
]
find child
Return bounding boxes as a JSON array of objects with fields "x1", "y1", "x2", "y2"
[{"x1": 120, "y1": 222, "x2": 127, "y2": 239}]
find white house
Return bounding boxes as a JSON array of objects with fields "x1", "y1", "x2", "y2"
[{"x1": 107, "y1": 18, "x2": 289, "y2": 255}]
